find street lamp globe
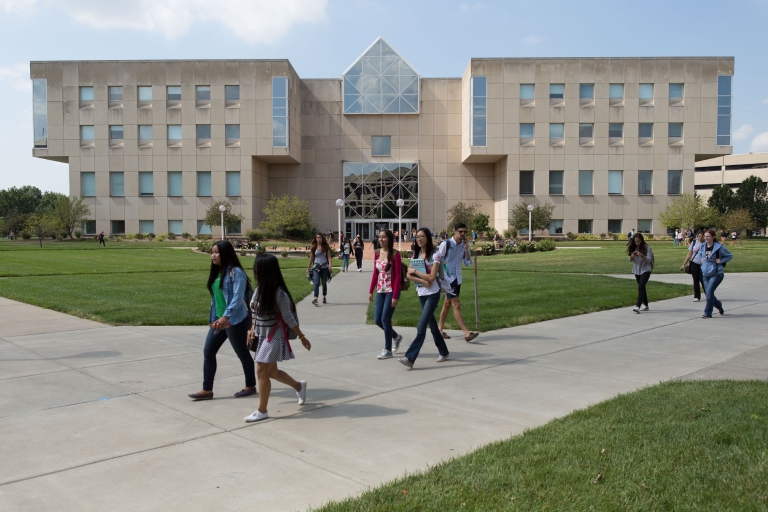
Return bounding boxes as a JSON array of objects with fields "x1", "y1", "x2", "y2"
[
  {"x1": 219, "y1": 204, "x2": 227, "y2": 212},
  {"x1": 396, "y1": 199, "x2": 405, "y2": 207},
  {"x1": 335, "y1": 199, "x2": 344, "y2": 207},
  {"x1": 527, "y1": 204, "x2": 534, "y2": 212}
]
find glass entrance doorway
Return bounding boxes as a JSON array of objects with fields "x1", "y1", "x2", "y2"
[{"x1": 346, "y1": 220, "x2": 419, "y2": 241}]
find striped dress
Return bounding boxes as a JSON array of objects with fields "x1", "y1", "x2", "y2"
[{"x1": 250, "y1": 287, "x2": 299, "y2": 363}]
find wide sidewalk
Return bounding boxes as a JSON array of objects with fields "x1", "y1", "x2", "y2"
[{"x1": 1, "y1": 267, "x2": 767, "y2": 511}]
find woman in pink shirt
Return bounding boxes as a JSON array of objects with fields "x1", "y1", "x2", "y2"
[{"x1": 368, "y1": 229, "x2": 403, "y2": 360}]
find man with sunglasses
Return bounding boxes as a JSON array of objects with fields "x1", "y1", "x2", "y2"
[{"x1": 437, "y1": 222, "x2": 480, "y2": 342}]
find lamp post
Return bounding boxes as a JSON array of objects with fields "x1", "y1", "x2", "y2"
[
  {"x1": 396, "y1": 198, "x2": 405, "y2": 251},
  {"x1": 527, "y1": 204, "x2": 534, "y2": 242},
  {"x1": 335, "y1": 199, "x2": 344, "y2": 248},
  {"x1": 219, "y1": 204, "x2": 226, "y2": 241}
]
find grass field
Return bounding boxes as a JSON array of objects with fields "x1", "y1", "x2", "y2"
[{"x1": 316, "y1": 380, "x2": 768, "y2": 511}]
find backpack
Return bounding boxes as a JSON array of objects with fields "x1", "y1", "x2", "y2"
[{"x1": 436, "y1": 241, "x2": 455, "y2": 295}]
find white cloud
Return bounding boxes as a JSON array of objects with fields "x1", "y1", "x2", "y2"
[
  {"x1": 522, "y1": 34, "x2": 545, "y2": 44},
  {"x1": 749, "y1": 132, "x2": 768, "y2": 153},
  {"x1": 460, "y1": 2, "x2": 485, "y2": 10},
  {"x1": 0, "y1": 0, "x2": 328, "y2": 44},
  {"x1": 763, "y1": 98, "x2": 768, "y2": 105},
  {"x1": 0, "y1": 63, "x2": 31, "y2": 93},
  {"x1": 733, "y1": 124, "x2": 754, "y2": 141}
]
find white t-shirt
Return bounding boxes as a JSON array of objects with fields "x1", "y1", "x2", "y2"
[{"x1": 415, "y1": 251, "x2": 442, "y2": 296}]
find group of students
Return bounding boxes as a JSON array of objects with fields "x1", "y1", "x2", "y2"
[{"x1": 629, "y1": 229, "x2": 733, "y2": 318}]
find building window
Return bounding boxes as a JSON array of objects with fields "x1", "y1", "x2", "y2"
[
  {"x1": 343, "y1": 162, "x2": 418, "y2": 220},
  {"x1": 579, "y1": 123, "x2": 594, "y2": 144},
  {"x1": 549, "y1": 219, "x2": 563, "y2": 235},
  {"x1": 80, "y1": 125, "x2": 94, "y2": 143},
  {"x1": 639, "y1": 83, "x2": 654, "y2": 105},
  {"x1": 139, "y1": 172, "x2": 153, "y2": 196},
  {"x1": 638, "y1": 220, "x2": 652, "y2": 233},
  {"x1": 196, "y1": 125, "x2": 211, "y2": 146},
  {"x1": 168, "y1": 125, "x2": 182, "y2": 146},
  {"x1": 549, "y1": 171, "x2": 563, "y2": 195},
  {"x1": 226, "y1": 171, "x2": 241, "y2": 197},
  {"x1": 668, "y1": 170, "x2": 682, "y2": 195},
  {"x1": 638, "y1": 170, "x2": 653, "y2": 195},
  {"x1": 372, "y1": 135, "x2": 391, "y2": 156},
  {"x1": 578, "y1": 219, "x2": 593, "y2": 234},
  {"x1": 579, "y1": 170, "x2": 593, "y2": 195},
  {"x1": 32, "y1": 78, "x2": 47, "y2": 148},
  {"x1": 550, "y1": 123, "x2": 564, "y2": 144},
  {"x1": 520, "y1": 84, "x2": 535, "y2": 99},
  {"x1": 110, "y1": 172, "x2": 124, "y2": 197},
  {"x1": 226, "y1": 85, "x2": 240, "y2": 107},
  {"x1": 717, "y1": 76, "x2": 732, "y2": 146},
  {"x1": 669, "y1": 83, "x2": 684, "y2": 104},
  {"x1": 608, "y1": 170, "x2": 623, "y2": 195},
  {"x1": 139, "y1": 125, "x2": 152, "y2": 146},
  {"x1": 108, "y1": 86, "x2": 123, "y2": 103},
  {"x1": 226, "y1": 124, "x2": 240, "y2": 146},
  {"x1": 471, "y1": 76, "x2": 487, "y2": 147},
  {"x1": 82, "y1": 220, "x2": 96, "y2": 235},
  {"x1": 609, "y1": 123, "x2": 623, "y2": 144},
  {"x1": 138, "y1": 86, "x2": 152, "y2": 102},
  {"x1": 342, "y1": 37, "x2": 419, "y2": 114},
  {"x1": 272, "y1": 77, "x2": 289, "y2": 147},
  {"x1": 168, "y1": 220, "x2": 183, "y2": 235},
  {"x1": 79, "y1": 86, "x2": 94, "y2": 102},
  {"x1": 520, "y1": 123, "x2": 534, "y2": 144},
  {"x1": 550, "y1": 84, "x2": 564, "y2": 104},
  {"x1": 520, "y1": 171, "x2": 534, "y2": 195},
  {"x1": 111, "y1": 220, "x2": 125, "y2": 235},
  {"x1": 639, "y1": 123, "x2": 653, "y2": 142},
  {"x1": 81, "y1": 172, "x2": 95, "y2": 197},
  {"x1": 226, "y1": 222, "x2": 242, "y2": 235},
  {"x1": 168, "y1": 172, "x2": 182, "y2": 196},
  {"x1": 196, "y1": 85, "x2": 210, "y2": 101},
  {"x1": 139, "y1": 220, "x2": 154, "y2": 234},
  {"x1": 669, "y1": 123, "x2": 683, "y2": 144},
  {"x1": 109, "y1": 125, "x2": 124, "y2": 146},
  {"x1": 167, "y1": 86, "x2": 181, "y2": 101},
  {"x1": 197, "y1": 220, "x2": 212, "y2": 235},
  {"x1": 580, "y1": 84, "x2": 594, "y2": 99},
  {"x1": 609, "y1": 83, "x2": 624, "y2": 105},
  {"x1": 197, "y1": 172, "x2": 211, "y2": 197},
  {"x1": 608, "y1": 219, "x2": 622, "y2": 234}
]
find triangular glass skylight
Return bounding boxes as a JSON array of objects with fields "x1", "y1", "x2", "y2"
[{"x1": 343, "y1": 37, "x2": 420, "y2": 114}]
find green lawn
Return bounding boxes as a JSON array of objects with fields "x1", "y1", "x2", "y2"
[{"x1": 316, "y1": 380, "x2": 768, "y2": 511}]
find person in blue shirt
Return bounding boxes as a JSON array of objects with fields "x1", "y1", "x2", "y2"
[
  {"x1": 699, "y1": 229, "x2": 733, "y2": 319},
  {"x1": 437, "y1": 223, "x2": 479, "y2": 342}
]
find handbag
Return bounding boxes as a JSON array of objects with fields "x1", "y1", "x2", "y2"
[{"x1": 684, "y1": 263, "x2": 692, "y2": 274}]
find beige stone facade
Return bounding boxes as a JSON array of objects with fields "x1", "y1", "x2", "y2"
[
  {"x1": 694, "y1": 152, "x2": 768, "y2": 200},
  {"x1": 30, "y1": 46, "x2": 735, "y2": 238}
]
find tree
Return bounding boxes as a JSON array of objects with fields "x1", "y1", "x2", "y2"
[
  {"x1": 0, "y1": 185, "x2": 44, "y2": 232},
  {"x1": 25, "y1": 212, "x2": 58, "y2": 248},
  {"x1": 446, "y1": 202, "x2": 479, "y2": 230},
  {"x1": 734, "y1": 176, "x2": 768, "y2": 231},
  {"x1": 707, "y1": 184, "x2": 736, "y2": 214},
  {"x1": 721, "y1": 208, "x2": 756, "y2": 247},
  {"x1": 204, "y1": 199, "x2": 246, "y2": 238},
  {"x1": 471, "y1": 212, "x2": 490, "y2": 235},
  {"x1": 510, "y1": 202, "x2": 555, "y2": 233},
  {"x1": 260, "y1": 194, "x2": 314, "y2": 238},
  {"x1": 659, "y1": 193, "x2": 720, "y2": 232},
  {"x1": 51, "y1": 196, "x2": 91, "y2": 239}
]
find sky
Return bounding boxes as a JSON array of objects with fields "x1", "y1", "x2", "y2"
[{"x1": 1, "y1": 0, "x2": 767, "y2": 194}]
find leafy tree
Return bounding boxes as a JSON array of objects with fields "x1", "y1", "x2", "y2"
[
  {"x1": 25, "y1": 212, "x2": 58, "y2": 248},
  {"x1": 659, "y1": 193, "x2": 720, "y2": 231},
  {"x1": 40, "y1": 191, "x2": 67, "y2": 213},
  {"x1": 204, "y1": 199, "x2": 246, "y2": 238},
  {"x1": 52, "y1": 196, "x2": 91, "y2": 239},
  {"x1": 721, "y1": 209, "x2": 756, "y2": 247},
  {"x1": 446, "y1": 202, "x2": 479, "y2": 230},
  {"x1": 707, "y1": 184, "x2": 736, "y2": 214},
  {"x1": 260, "y1": 194, "x2": 314, "y2": 238},
  {"x1": 734, "y1": 176, "x2": 768, "y2": 231},
  {"x1": 471, "y1": 212, "x2": 490, "y2": 235},
  {"x1": 0, "y1": 185, "x2": 45, "y2": 232},
  {"x1": 510, "y1": 202, "x2": 555, "y2": 233}
]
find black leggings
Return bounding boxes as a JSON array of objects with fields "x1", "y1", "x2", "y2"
[
  {"x1": 354, "y1": 248, "x2": 363, "y2": 269},
  {"x1": 202, "y1": 318, "x2": 255, "y2": 391},
  {"x1": 635, "y1": 271, "x2": 651, "y2": 307},
  {"x1": 690, "y1": 262, "x2": 704, "y2": 299}
]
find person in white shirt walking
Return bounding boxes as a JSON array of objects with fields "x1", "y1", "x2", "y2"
[{"x1": 436, "y1": 222, "x2": 479, "y2": 342}]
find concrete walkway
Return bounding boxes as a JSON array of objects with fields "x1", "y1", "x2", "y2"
[{"x1": 1, "y1": 269, "x2": 767, "y2": 511}]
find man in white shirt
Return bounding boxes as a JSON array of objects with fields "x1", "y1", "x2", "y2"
[{"x1": 437, "y1": 223, "x2": 480, "y2": 342}]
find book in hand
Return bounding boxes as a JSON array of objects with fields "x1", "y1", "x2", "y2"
[{"x1": 410, "y1": 258, "x2": 427, "y2": 287}]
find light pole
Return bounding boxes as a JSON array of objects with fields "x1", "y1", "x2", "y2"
[
  {"x1": 335, "y1": 199, "x2": 344, "y2": 248},
  {"x1": 396, "y1": 198, "x2": 405, "y2": 251},
  {"x1": 219, "y1": 204, "x2": 226, "y2": 241},
  {"x1": 527, "y1": 204, "x2": 534, "y2": 242}
]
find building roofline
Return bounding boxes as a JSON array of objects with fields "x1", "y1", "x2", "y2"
[
  {"x1": 30, "y1": 59, "x2": 293, "y2": 64},
  {"x1": 468, "y1": 56, "x2": 734, "y2": 61}
]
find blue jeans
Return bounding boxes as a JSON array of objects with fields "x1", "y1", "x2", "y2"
[
  {"x1": 313, "y1": 267, "x2": 329, "y2": 297},
  {"x1": 374, "y1": 292, "x2": 400, "y2": 351},
  {"x1": 404, "y1": 292, "x2": 449, "y2": 363},
  {"x1": 342, "y1": 254, "x2": 350, "y2": 270},
  {"x1": 202, "y1": 318, "x2": 255, "y2": 391},
  {"x1": 703, "y1": 273, "x2": 725, "y2": 317}
]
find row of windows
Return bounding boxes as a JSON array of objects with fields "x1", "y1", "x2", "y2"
[
  {"x1": 80, "y1": 124, "x2": 242, "y2": 147},
  {"x1": 80, "y1": 171, "x2": 241, "y2": 197},
  {"x1": 520, "y1": 122, "x2": 683, "y2": 143},
  {"x1": 95, "y1": 219, "x2": 241, "y2": 236},
  {"x1": 79, "y1": 85, "x2": 242, "y2": 103},
  {"x1": 520, "y1": 82, "x2": 685, "y2": 101},
  {"x1": 519, "y1": 170, "x2": 682, "y2": 196},
  {"x1": 547, "y1": 219, "x2": 653, "y2": 235}
]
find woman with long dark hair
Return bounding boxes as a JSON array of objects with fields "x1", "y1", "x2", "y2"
[
  {"x1": 188, "y1": 240, "x2": 256, "y2": 400},
  {"x1": 680, "y1": 231, "x2": 706, "y2": 302},
  {"x1": 700, "y1": 228, "x2": 733, "y2": 319},
  {"x1": 398, "y1": 228, "x2": 449, "y2": 368},
  {"x1": 244, "y1": 254, "x2": 311, "y2": 422},
  {"x1": 307, "y1": 232, "x2": 332, "y2": 305},
  {"x1": 628, "y1": 233, "x2": 654, "y2": 313},
  {"x1": 369, "y1": 229, "x2": 404, "y2": 359},
  {"x1": 353, "y1": 234, "x2": 365, "y2": 272}
]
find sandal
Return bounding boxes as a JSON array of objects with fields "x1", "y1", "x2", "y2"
[
  {"x1": 441, "y1": 331, "x2": 451, "y2": 339},
  {"x1": 464, "y1": 331, "x2": 479, "y2": 342},
  {"x1": 188, "y1": 391, "x2": 213, "y2": 401},
  {"x1": 234, "y1": 388, "x2": 257, "y2": 398}
]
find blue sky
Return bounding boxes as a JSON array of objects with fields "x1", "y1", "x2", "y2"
[{"x1": 1, "y1": 0, "x2": 767, "y2": 194}]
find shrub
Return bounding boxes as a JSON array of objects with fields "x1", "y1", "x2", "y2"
[
  {"x1": 135, "y1": 233, "x2": 146, "y2": 240},
  {"x1": 281, "y1": 249, "x2": 289, "y2": 258},
  {"x1": 20, "y1": 231, "x2": 31, "y2": 239},
  {"x1": 566, "y1": 232, "x2": 576, "y2": 240},
  {"x1": 74, "y1": 230, "x2": 82, "y2": 239},
  {"x1": 197, "y1": 241, "x2": 212, "y2": 253},
  {"x1": 646, "y1": 233, "x2": 655, "y2": 240},
  {"x1": 329, "y1": 246, "x2": 339, "y2": 258},
  {"x1": 167, "y1": 232, "x2": 176, "y2": 239},
  {"x1": 246, "y1": 229, "x2": 263, "y2": 242},
  {"x1": 123, "y1": 233, "x2": 135, "y2": 240},
  {"x1": 147, "y1": 233, "x2": 156, "y2": 240},
  {"x1": 471, "y1": 212, "x2": 490, "y2": 235},
  {"x1": 399, "y1": 249, "x2": 411, "y2": 259},
  {"x1": 503, "y1": 228, "x2": 518, "y2": 239},
  {"x1": 479, "y1": 243, "x2": 495, "y2": 256},
  {"x1": 617, "y1": 233, "x2": 628, "y2": 241},
  {"x1": 537, "y1": 238, "x2": 556, "y2": 252},
  {"x1": 517, "y1": 241, "x2": 535, "y2": 253},
  {"x1": 502, "y1": 243, "x2": 518, "y2": 254},
  {"x1": 599, "y1": 233, "x2": 607, "y2": 240},
  {"x1": 157, "y1": 235, "x2": 165, "y2": 242},
  {"x1": 181, "y1": 232, "x2": 191, "y2": 239},
  {"x1": 576, "y1": 233, "x2": 598, "y2": 241}
]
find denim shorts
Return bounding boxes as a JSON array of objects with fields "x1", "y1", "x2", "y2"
[{"x1": 447, "y1": 280, "x2": 461, "y2": 299}]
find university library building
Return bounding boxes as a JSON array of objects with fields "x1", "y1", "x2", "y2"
[{"x1": 30, "y1": 37, "x2": 735, "y2": 238}]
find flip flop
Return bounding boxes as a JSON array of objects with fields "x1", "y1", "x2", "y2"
[
  {"x1": 464, "y1": 332, "x2": 479, "y2": 342},
  {"x1": 441, "y1": 331, "x2": 451, "y2": 339}
]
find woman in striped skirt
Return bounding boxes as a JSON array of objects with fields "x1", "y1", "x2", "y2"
[{"x1": 244, "y1": 254, "x2": 312, "y2": 422}]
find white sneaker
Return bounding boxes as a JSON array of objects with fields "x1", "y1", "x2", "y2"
[
  {"x1": 378, "y1": 349, "x2": 393, "y2": 360},
  {"x1": 393, "y1": 334, "x2": 403, "y2": 353},
  {"x1": 632, "y1": 306, "x2": 640, "y2": 313},
  {"x1": 435, "y1": 355, "x2": 448, "y2": 363},
  {"x1": 244, "y1": 410, "x2": 269, "y2": 422},
  {"x1": 297, "y1": 380, "x2": 307, "y2": 405},
  {"x1": 640, "y1": 305, "x2": 649, "y2": 311},
  {"x1": 357, "y1": 268, "x2": 362, "y2": 272},
  {"x1": 693, "y1": 298, "x2": 700, "y2": 302}
]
